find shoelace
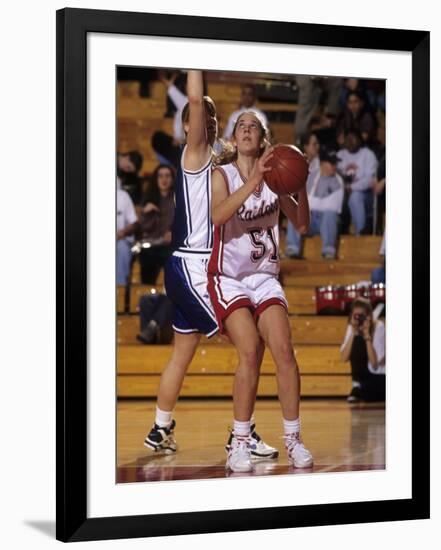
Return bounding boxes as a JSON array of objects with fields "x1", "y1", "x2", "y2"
[
  {"x1": 283, "y1": 433, "x2": 303, "y2": 453},
  {"x1": 232, "y1": 437, "x2": 250, "y2": 458}
]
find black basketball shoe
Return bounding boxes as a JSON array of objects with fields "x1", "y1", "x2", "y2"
[{"x1": 144, "y1": 419, "x2": 177, "y2": 454}]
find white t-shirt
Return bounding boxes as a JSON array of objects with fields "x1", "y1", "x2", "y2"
[
  {"x1": 117, "y1": 189, "x2": 138, "y2": 242},
  {"x1": 337, "y1": 146, "x2": 378, "y2": 192},
  {"x1": 340, "y1": 320, "x2": 385, "y2": 375}
]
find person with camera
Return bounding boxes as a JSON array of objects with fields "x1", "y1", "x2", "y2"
[{"x1": 340, "y1": 297, "x2": 385, "y2": 403}]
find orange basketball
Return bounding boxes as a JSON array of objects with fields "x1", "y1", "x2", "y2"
[{"x1": 265, "y1": 144, "x2": 309, "y2": 195}]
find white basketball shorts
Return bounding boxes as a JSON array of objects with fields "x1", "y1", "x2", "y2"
[{"x1": 207, "y1": 271, "x2": 288, "y2": 334}]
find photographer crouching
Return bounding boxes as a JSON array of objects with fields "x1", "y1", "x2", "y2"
[{"x1": 340, "y1": 297, "x2": 385, "y2": 403}]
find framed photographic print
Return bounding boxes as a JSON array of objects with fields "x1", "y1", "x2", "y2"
[{"x1": 56, "y1": 7, "x2": 430, "y2": 542}]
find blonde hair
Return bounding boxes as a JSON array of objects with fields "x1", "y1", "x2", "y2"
[{"x1": 214, "y1": 110, "x2": 270, "y2": 166}]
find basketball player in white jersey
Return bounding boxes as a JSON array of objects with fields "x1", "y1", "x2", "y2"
[
  {"x1": 144, "y1": 71, "x2": 277, "y2": 460},
  {"x1": 208, "y1": 111, "x2": 314, "y2": 472}
]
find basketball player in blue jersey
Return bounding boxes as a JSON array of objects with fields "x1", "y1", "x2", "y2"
[{"x1": 144, "y1": 71, "x2": 277, "y2": 460}]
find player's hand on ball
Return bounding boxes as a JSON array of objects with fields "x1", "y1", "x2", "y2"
[{"x1": 251, "y1": 146, "x2": 273, "y2": 184}]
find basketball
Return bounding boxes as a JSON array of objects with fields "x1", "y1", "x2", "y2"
[{"x1": 264, "y1": 144, "x2": 309, "y2": 195}]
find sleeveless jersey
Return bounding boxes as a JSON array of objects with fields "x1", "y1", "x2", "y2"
[
  {"x1": 171, "y1": 146, "x2": 213, "y2": 256},
  {"x1": 208, "y1": 162, "x2": 280, "y2": 279}
]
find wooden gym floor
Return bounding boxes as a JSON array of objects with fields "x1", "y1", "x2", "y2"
[{"x1": 117, "y1": 398, "x2": 385, "y2": 483}]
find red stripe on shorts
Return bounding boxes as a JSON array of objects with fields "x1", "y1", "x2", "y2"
[
  {"x1": 254, "y1": 298, "x2": 288, "y2": 320},
  {"x1": 207, "y1": 274, "x2": 253, "y2": 334}
]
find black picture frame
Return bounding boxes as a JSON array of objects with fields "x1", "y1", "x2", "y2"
[{"x1": 56, "y1": 7, "x2": 430, "y2": 542}]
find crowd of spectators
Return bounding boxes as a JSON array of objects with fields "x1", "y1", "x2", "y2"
[
  {"x1": 116, "y1": 72, "x2": 386, "y2": 289},
  {"x1": 288, "y1": 76, "x2": 385, "y2": 258},
  {"x1": 116, "y1": 152, "x2": 176, "y2": 287}
]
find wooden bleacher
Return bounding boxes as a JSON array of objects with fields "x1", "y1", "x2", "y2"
[
  {"x1": 118, "y1": 315, "x2": 347, "y2": 346},
  {"x1": 117, "y1": 78, "x2": 298, "y2": 175},
  {"x1": 117, "y1": 344, "x2": 350, "y2": 398},
  {"x1": 117, "y1": 235, "x2": 382, "y2": 398}
]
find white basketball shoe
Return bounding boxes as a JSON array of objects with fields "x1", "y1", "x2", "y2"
[
  {"x1": 225, "y1": 424, "x2": 279, "y2": 460},
  {"x1": 225, "y1": 436, "x2": 254, "y2": 472},
  {"x1": 284, "y1": 432, "x2": 313, "y2": 468}
]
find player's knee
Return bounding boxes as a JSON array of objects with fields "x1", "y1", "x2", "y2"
[
  {"x1": 238, "y1": 342, "x2": 261, "y2": 370},
  {"x1": 273, "y1": 341, "x2": 296, "y2": 369},
  {"x1": 171, "y1": 333, "x2": 199, "y2": 362}
]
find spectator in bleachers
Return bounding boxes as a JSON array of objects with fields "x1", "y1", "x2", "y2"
[
  {"x1": 286, "y1": 149, "x2": 344, "y2": 260},
  {"x1": 341, "y1": 297, "x2": 385, "y2": 403},
  {"x1": 336, "y1": 91, "x2": 377, "y2": 148},
  {"x1": 138, "y1": 164, "x2": 175, "y2": 284},
  {"x1": 136, "y1": 292, "x2": 174, "y2": 345},
  {"x1": 364, "y1": 79, "x2": 386, "y2": 113},
  {"x1": 116, "y1": 179, "x2": 139, "y2": 285},
  {"x1": 294, "y1": 76, "x2": 342, "y2": 145},
  {"x1": 312, "y1": 113, "x2": 339, "y2": 151},
  {"x1": 339, "y1": 78, "x2": 371, "y2": 110},
  {"x1": 285, "y1": 131, "x2": 320, "y2": 256},
  {"x1": 301, "y1": 131, "x2": 321, "y2": 175},
  {"x1": 117, "y1": 150, "x2": 143, "y2": 205},
  {"x1": 222, "y1": 84, "x2": 268, "y2": 140},
  {"x1": 151, "y1": 71, "x2": 188, "y2": 169},
  {"x1": 337, "y1": 130, "x2": 378, "y2": 235}
]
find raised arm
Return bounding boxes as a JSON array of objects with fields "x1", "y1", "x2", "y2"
[
  {"x1": 279, "y1": 186, "x2": 310, "y2": 234},
  {"x1": 184, "y1": 70, "x2": 211, "y2": 171}
]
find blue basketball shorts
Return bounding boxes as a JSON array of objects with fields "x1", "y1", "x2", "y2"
[{"x1": 164, "y1": 254, "x2": 219, "y2": 338}]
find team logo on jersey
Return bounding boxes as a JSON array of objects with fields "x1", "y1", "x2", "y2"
[{"x1": 236, "y1": 198, "x2": 279, "y2": 222}]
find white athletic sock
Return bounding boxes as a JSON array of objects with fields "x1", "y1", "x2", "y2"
[
  {"x1": 155, "y1": 406, "x2": 173, "y2": 427},
  {"x1": 233, "y1": 419, "x2": 251, "y2": 437},
  {"x1": 352, "y1": 381, "x2": 361, "y2": 388},
  {"x1": 283, "y1": 417, "x2": 301, "y2": 436}
]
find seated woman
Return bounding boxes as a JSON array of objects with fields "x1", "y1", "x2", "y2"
[
  {"x1": 138, "y1": 164, "x2": 175, "y2": 284},
  {"x1": 340, "y1": 297, "x2": 385, "y2": 403},
  {"x1": 337, "y1": 130, "x2": 378, "y2": 236},
  {"x1": 286, "y1": 148, "x2": 344, "y2": 260}
]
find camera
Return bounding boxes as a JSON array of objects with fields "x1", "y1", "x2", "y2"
[{"x1": 353, "y1": 313, "x2": 366, "y2": 326}]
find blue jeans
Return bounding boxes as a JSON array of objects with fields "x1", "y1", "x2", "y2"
[
  {"x1": 286, "y1": 210, "x2": 339, "y2": 256},
  {"x1": 116, "y1": 238, "x2": 133, "y2": 285},
  {"x1": 348, "y1": 189, "x2": 373, "y2": 235},
  {"x1": 371, "y1": 265, "x2": 385, "y2": 284}
]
